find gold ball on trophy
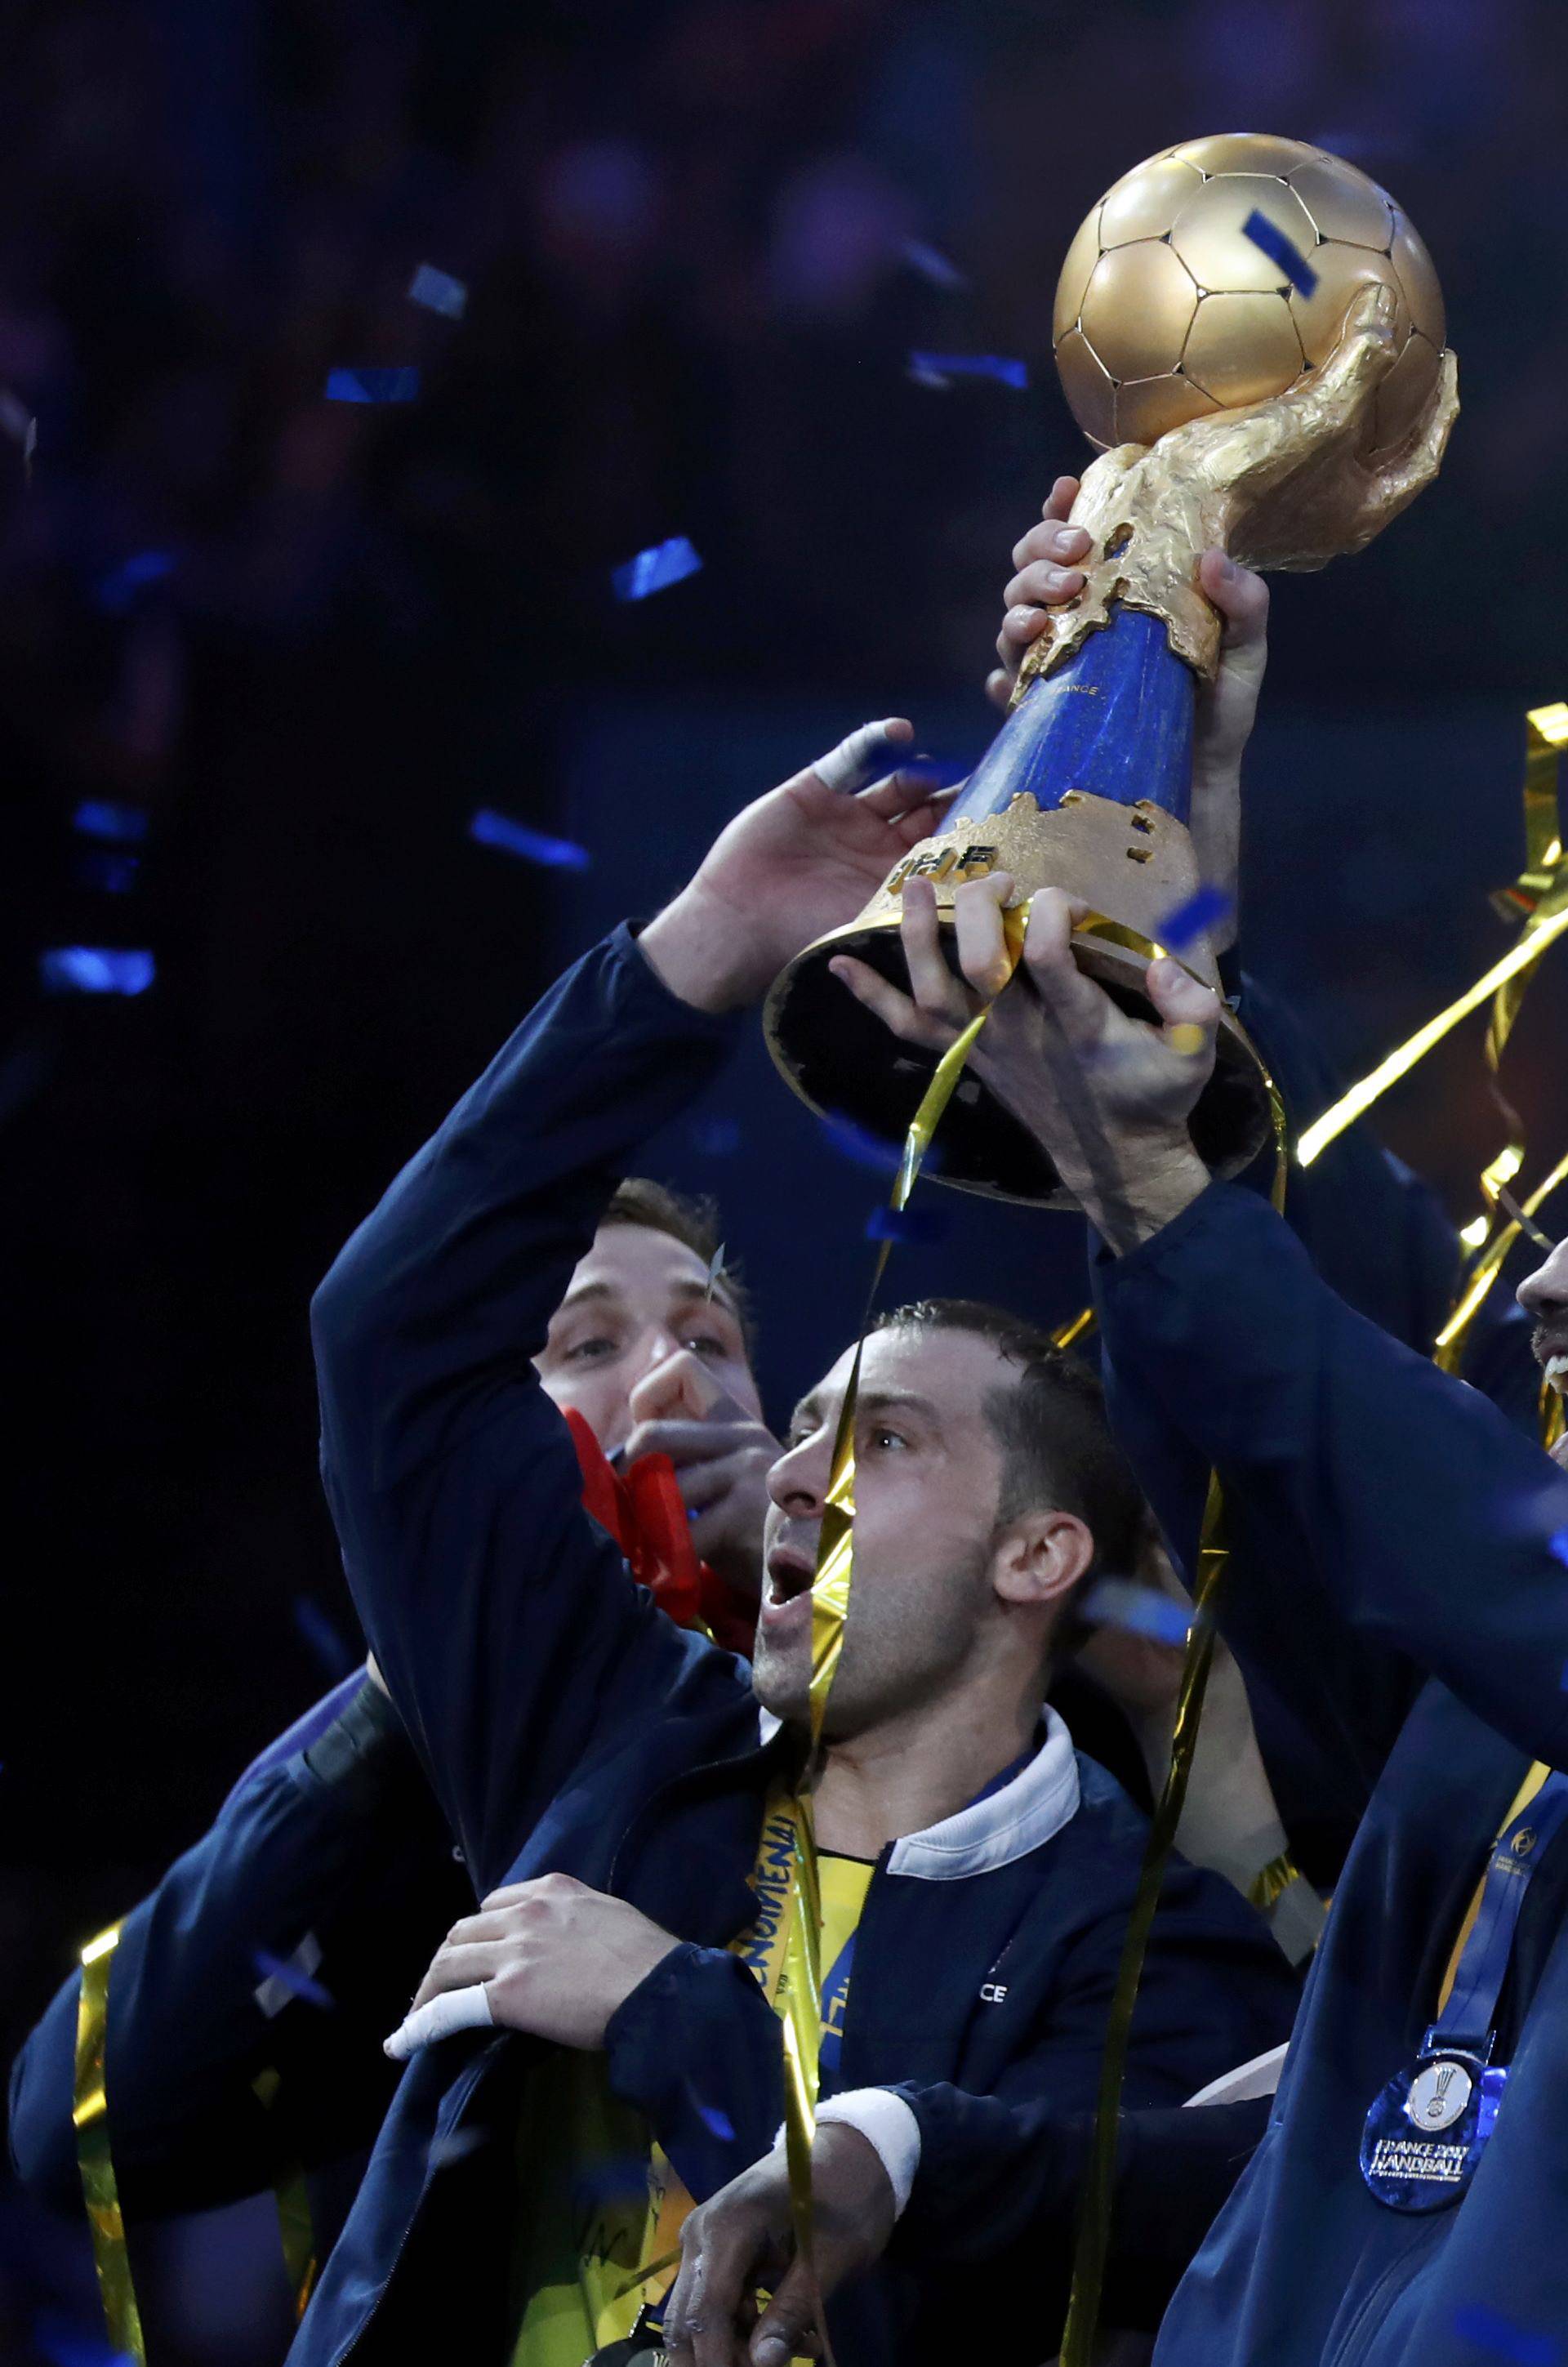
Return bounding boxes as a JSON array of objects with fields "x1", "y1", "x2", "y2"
[{"x1": 1054, "y1": 133, "x2": 1444, "y2": 462}]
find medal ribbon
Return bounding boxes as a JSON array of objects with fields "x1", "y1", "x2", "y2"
[
  {"x1": 74, "y1": 1926, "x2": 147, "y2": 2367},
  {"x1": 1428, "y1": 1770, "x2": 1568, "y2": 2053}
]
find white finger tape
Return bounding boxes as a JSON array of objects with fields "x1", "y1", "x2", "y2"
[
  {"x1": 814, "y1": 719, "x2": 903, "y2": 795},
  {"x1": 384, "y1": 1982, "x2": 495, "y2": 2061}
]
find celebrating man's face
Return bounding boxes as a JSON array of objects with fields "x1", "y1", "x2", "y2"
[
  {"x1": 535, "y1": 1218, "x2": 774, "y2": 1595},
  {"x1": 753, "y1": 1321, "x2": 1090, "y2": 1732}
]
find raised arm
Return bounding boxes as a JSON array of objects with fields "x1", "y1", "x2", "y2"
[
  {"x1": 311, "y1": 728, "x2": 973, "y2": 1891},
  {"x1": 958, "y1": 889, "x2": 1568, "y2": 1771}
]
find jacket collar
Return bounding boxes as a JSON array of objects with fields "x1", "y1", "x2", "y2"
[
  {"x1": 887, "y1": 1708, "x2": 1080, "y2": 1881},
  {"x1": 752, "y1": 1705, "x2": 1081, "y2": 1881}
]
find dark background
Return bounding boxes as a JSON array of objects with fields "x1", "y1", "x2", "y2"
[{"x1": 3, "y1": 0, "x2": 1568, "y2": 2355}]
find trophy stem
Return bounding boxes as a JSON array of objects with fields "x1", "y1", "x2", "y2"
[{"x1": 953, "y1": 606, "x2": 1195, "y2": 831}]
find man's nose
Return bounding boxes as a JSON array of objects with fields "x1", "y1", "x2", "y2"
[
  {"x1": 766, "y1": 1434, "x2": 827, "y2": 1517},
  {"x1": 1517, "y1": 1237, "x2": 1568, "y2": 1319}
]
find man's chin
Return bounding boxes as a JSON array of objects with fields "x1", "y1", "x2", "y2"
[{"x1": 750, "y1": 1643, "x2": 808, "y2": 1727}]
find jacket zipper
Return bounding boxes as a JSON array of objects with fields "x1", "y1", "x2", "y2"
[{"x1": 1320, "y1": 2216, "x2": 1445, "y2": 2367}]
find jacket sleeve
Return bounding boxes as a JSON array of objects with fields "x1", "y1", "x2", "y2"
[
  {"x1": 7, "y1": 1682, "x2": 467, "y2": 2219},
  {"x1": 310, "y1": 925, "x2": 744, "y2": 1896},
  {"x1": 1095, "y1": 1181, "x2": 1568, "y2": 1776},
  {"x1": 884, "y1": 1841, "x2": 1295, "y2": 2269},
  {"x1": 889, "y1": 2084, "x2": 1267, "y2": 2329},
  {"x1": 1232, "y1": 970, "x2": 1538, "y2": 1426},
  {"x1": 604, "y1": 1944, "x2": 786, "y2": 2200}
]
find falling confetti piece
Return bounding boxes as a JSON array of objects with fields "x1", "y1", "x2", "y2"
[
  {"x1": 820, "y1": 1113, "x2": 905, "y2": 1176},
  {"x1": 697, "y1": 2102, "x2": 736, "y2": 2141},
  {"x1": 612, "y1": 535, "x2": 703, "y2": 602},
  {"x1": 74, "y1": 800, "x2": 149, "y2": 845},
  {"x1": 95, "y1": 549, "x2": 176, "y2": 614},
  {"x1": 408, "y1": 262, "x2": 468, "y2": 319},
  {"x1": 704, "y1": 1241, "x2": 727, "y2": 1303},
  {"x1": 1158, "y1": 884, "x2": 1234, "y2": 952},
  {"x1": 324, "y1": 366, "x2": 421, "y2": 404},
  {"x1": 469, "y1": 808, "x2": 590, "y2": 870},
  {"x1": 864, "y1": 1205, "x2": 949, "y2": 1246},
  {"x1": 1080, "y1": 1576, "x2": 1192, "y2": 1647},
  {"x1": 39, "y1": 947, "x2": 154, "y2": 996},
  {"x1": 1241, "y1": 208, "x2": 1319, "y2": 298},
  {"x1": 253, "y1": 1940, "x2": 333, "y2": 2014},
  {"x1": 1169, "y1": 1023, "x2": 1207, "y2": 1057},
  {"x1": 907, "y1": 351, "x2": 1027, "y2": 390},
  {"x1": 899, "y1": 238, "x2": 968, "y2": 292}
]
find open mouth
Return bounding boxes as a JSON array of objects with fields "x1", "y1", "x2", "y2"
[{"x1": 764, "y1": 1549, "x2": 815, "y2": 1611}]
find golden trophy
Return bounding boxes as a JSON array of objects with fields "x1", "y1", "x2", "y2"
[{"x1": 764, "y1": 134, "x2": 1459, "y2": 1205}]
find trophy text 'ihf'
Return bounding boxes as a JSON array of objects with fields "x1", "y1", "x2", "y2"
[{"x1": 765, "y1": 132, "x2": 1458, "y2": 1206}]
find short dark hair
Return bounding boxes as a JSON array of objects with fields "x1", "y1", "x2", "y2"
[
  {"x1": 601, "y1": 1177, "x2": 755, "y2": 1348},
  {"x1": 871, "y1": 1298, "x2": 1143, "y2": 1588}
]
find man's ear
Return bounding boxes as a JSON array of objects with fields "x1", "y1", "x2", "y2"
[{"x1": 991, "y1": 1509, "x2": 1094, "y2": 1610}]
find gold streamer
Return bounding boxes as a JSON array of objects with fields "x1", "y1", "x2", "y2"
[
  {"x1": 1298, "y1": 701, "x2": 1568, "y2": 1171},
  {"x1": 782, "y1": 916, "x2": 1030, "y2": 2356},
  {"x1": 1058, "y1": 1476, "x2": 1232, "y2": 2367},
  {"x1": 74, "y1": 1926, "x2": 146, "y2": 2367}
]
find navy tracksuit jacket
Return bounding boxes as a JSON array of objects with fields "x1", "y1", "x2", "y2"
[{"x1": 924, "y1": 1181, "x2": 1568, "y2": 2365}]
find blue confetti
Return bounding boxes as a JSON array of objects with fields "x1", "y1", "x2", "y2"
[
  {"x1": 74, "y1": 799, "x2": 149, "y2": 845},
  {"x1": 95, "y1": 549, "x2": 176, "y2": 614},
  {"x1": 907, "y1": 352, "x2": 1028, "y2": 391},
  {"x1": 39, "y1": 947, "x2": 154, "y2": 996},
  {"x1": 900, "y1": 238, "x2": 968, "y2": 292},
  {"x1": 325, "y1": 367, "x2": 421, "y2": 404},
  {"x1": 865, "y1": 1204, "x2": 950, "y2": 1246},
  {"x1": 820, "y1": 1114, "x2": 903, "y2": 1177},
  {"x1": 1549, "y1": 1529, "x2": 1568, "y2": 1568},
  {"x1": 612, "y1": 535, "x2": 703, "y2": 602},
  {"x1": 1080, "y1": 1577, "x2": 1192, "y2": 1647},
  {"x1": 469, "y1": 808, "x2": 591, "y2": 871},
  {"x1": 1158, "y1": 884, "x2": 1235, "y2": 952},
  {"x1": 292, "y1": 1596, "x2": 357, "y2": 1678},
  {"x1": 408, "y1": 262, "x2": 468, "y2": 320},
  {"x1": 77, "y1": 850, "x2": 140, "y2": 894},
  {"x1": 1451, "y1": 2302, "x2": 1561, "y2": 2367},
  {"x1": 697, "y1": 2102, "x2": 736, "y2": 2142},
  {"x1": 1242, "y1": 208, "x2": 1319, "y2": 298},
  {"x1": 252, "y1": 1948, "x2": 334, "y2": 2013},
  {"x1": 693, "y1": 1117, "x2": 742, "y2": 1157}
]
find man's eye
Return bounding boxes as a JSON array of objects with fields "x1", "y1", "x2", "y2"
[
  {"x1": 866, "y1": 1426, "x2": 910, "y2": 1453},
  {"x1": 682, "y1": 1331, "x2": 730, "y2": 1359},
  {"x1": 564, "y1": 1335, "x2": 619, "y2": 1364}
]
